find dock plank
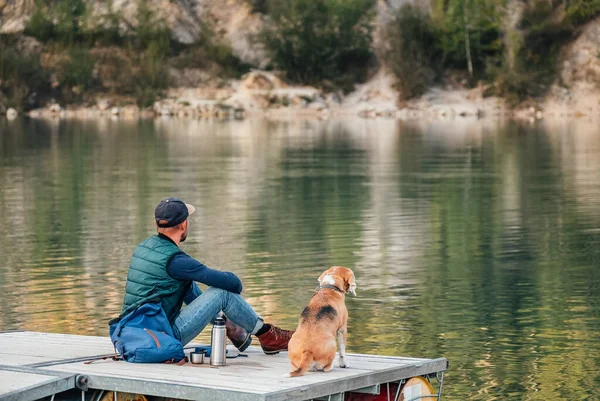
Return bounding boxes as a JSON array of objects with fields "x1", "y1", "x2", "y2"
[
  {"x1": 0, "y1": 371, "x2": 53, "y2": 393},
  {"x1": 42, "y1": 348, "x2": 447, "y2": 401},
  {"x1": 0, "y1": 332, "x2": 114, "y2": 367},
  {"x1": 1, "y1": 332, "x2": 448, "y2": 401},
  {"x1": 0, "y1": 366, "x2": 75, "y2": 401}
]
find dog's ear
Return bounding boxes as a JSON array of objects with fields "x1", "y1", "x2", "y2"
[{"x1": 345, "y1": 271, "x2": 357, "y2": 296}]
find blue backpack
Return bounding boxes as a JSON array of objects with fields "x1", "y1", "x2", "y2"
[{"x1": 108, "y1": 302, "x2": 186, "y2": 363}]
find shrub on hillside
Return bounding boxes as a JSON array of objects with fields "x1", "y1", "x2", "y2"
[
  {"x1": 566, "y1": 0, "x2": 600, "y2": 26},
  {"x1": 53, "y1": 0, "x2": 87, "y2": 45},
  {"x1": 259, "y1": 0, "x2": 375, "y2": 90},
  {"x1": 134, "y1": 42, "x2": 170, "y2": 107},
  {"x1": 385, "y1": 5, "x2": 439, "y2": 99},
  {"x1": 431, "y1": 0, "x2": 503, "y2": 76},
  {"x1": 24, "y1": 1, "x2": 55, "y2": 42},
  {"x1": 84, "y1": 0, "x2": 123, "y2": 46},
  {"x1": 135, "y1": 0, "x2": 170, "y2": 56},
  {"x1": 0, "y1": 38, "x2": 50, "y2": 110},
  {"x1": 386, "y1": 1, "x2": 503, "y2": 98},
  {"x1": 490, "y1": 1, "x2": 573, "y2": 101},
  {"x1": 60, "y1": 47, "x2": 96, "y2": 90},
  {"x1": 173, "y1": 21, "x2": 250, "y2": 78},
  {"x1": 25, "y1": 0, "x2": 88, "y2": 45},
  {"x1": 246, "y1": 0, "x2": 268, "y2": 14}
]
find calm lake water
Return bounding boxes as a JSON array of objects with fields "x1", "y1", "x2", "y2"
[{"x1": 0, "y1": 117, "x2": 599, "y2": 399}]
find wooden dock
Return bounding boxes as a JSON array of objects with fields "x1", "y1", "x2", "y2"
[{"x1": 0, "y1": 331, "x2": 448, "y2": 401}]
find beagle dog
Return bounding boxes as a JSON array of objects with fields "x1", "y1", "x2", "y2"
[{"x1": 288, "y1": 266, "x2": 357, "y2": 377}]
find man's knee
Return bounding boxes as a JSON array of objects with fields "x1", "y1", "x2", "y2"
[{"x1": 204, "y1": 287, "x2": 231, "y2": 301}]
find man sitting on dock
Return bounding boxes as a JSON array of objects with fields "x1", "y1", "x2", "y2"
[{"x1": 120, "y1": 197, "x2": 293, "y2": 354}]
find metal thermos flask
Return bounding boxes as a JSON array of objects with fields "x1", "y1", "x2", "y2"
[{"x1": 210, "y1": 316, "x2": 227, "y2": 366}]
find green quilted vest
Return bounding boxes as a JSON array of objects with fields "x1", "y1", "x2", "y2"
[{"x1": 122, "y1": 235, "x2": 191, "y2": 323}]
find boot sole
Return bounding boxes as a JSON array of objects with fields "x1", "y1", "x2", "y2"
[
  {"x1": 235, "y1": 335, "x2": 253, "y2": 353},
  {"x1": 262, "y1": 349, "x2": 284, "y2": 355}
]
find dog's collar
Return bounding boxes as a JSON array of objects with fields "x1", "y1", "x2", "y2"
[{"x1": 317, "y1": 284, "x2": 344, "y2": 294}]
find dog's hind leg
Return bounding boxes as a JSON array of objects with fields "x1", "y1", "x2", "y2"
[
  {"x1": 337, "y1": 329, "x2": 348, "y2": 368},
  {"x1": 289, "y1": 351, "x2": 312, "y2": 377}
]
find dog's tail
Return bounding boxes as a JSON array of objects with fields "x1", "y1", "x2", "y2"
[{"x1": 289, "y1": 351, "x2": 312, "y2": 377}]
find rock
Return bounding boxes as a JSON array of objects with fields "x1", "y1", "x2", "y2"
[
  {"x1": 358, "y1": 108, "x2": 375, "y2": 118},
  {"x1": 49, "y1": 103, "x2": 62, "y2": 113},
  {"x1": 16, "y1": 36, "x2": 42, "y2": 55},
  {"x1": 110, "y1": 107, "x2": 120, "y2": 116},
  {"x1": 240, "y1": 70, "x2": 286, "y2": 91},
  {"x1": 6, "y1": 108, "x2": 18, "y2": 119},
  {"x1": 290, "y1": 96, "x2": 308, "y2": 108},
  {"x1": 396, "y1": 109, "x2": 409, "y2": 120},
  {"x1": 228, "y1": 100, "x2": 245, "y2": 113},
  {"x1": 309, "y1": 101, "x2": 327, "y2": 111},
  {"x1": 122, "y1": 105, "x2": 140, "y2": 118},
  {"x1": 454, "y1": 104, "x2": 482, "y2": 118},
  {"x1": 408, "y1": 109, "x2": 422, "y2": 119},
  {"x1": 234, "y1": 109, "x2": 245, "y2": 120},
  {"x1": 63, "y1": 109, "x2": 78, "y2": 118},
  {"x1": 437, "y1": 107, "x2": 455, "y2": 118},
  {"x1": 325, "y1": 92, "x2": 343, "y2": 107},
  {"x1": 140, "y1": 109, "x2": 155, "y2": 119},
  {"x1": 154, "y1": 100, "x2": 177, "y2": 116},
  {"x1": 98, "y1": 99, "x2": 111, "y2": 111}
]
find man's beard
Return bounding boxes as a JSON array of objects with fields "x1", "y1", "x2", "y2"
[{"x1": 180, "y1": 231, "x2": 187, "y2": 242}]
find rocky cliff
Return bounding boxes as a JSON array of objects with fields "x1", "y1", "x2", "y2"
[
  {"x1": 0, "y1": 0, "x2": 266, "y2": 65},
  {"x1": 543, "y1": 19, "x2": 600, "y2": 117},
  {"x1": 2, "y1": 0, "x2": 600, "y2": 119}
]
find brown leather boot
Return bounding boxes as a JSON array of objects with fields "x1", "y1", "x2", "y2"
[
  {"x1": 225, "y1": 318, "x2": 252, "y2": 352},
  {"x1": 257, "y1": 324, "x2": 294, "y2": 355}
]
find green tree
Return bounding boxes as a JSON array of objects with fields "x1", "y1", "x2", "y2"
[
  {"x1": 60, "y1": 46, "x2": 95, "y2": 90},
  {"x1": 99, "y1": 0, "x2": 123, "y2": 45},
  {"x1": 492, "y1": 0, "x2": 573, "y2": 102},
  {"x1": 431, "y1": 0, "x2": 504, "y2": 80},
  {"x1": 0, "y1": 37, "x2": 50, "y2": 110},
  {"x1": 260, "y1": 0, "x2": 375, "y2": 89},
  {"x1": 54, "y1": 0, "x2": 87, "y2": 45},
  {"x1": 566, "y1": 0, "x2": 600, "y2": 25},
  {"x1": 24, "y1": 0, "x2": 55, "y2": 42},
  {"x1": 135, "y1": 0, "x2": 170, "y2": 55},
  {"x1": 385, "y1": 5, "x2": 439, "y2": 99}
]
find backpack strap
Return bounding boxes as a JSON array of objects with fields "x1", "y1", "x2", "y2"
[
  {"x1": 84, "y1": 342, "x2": 122, "y2": 364},
  {"x1": 164, "y1": 356, "x2": 188, "y2": 366}
]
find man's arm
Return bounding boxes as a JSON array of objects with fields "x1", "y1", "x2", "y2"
[{"x1": 167, "y1": 253, "x2": 243, "y2": 294}]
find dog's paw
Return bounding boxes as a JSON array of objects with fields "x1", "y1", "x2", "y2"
[{"x1": 338, "y1": 357, "x2": 349, "y2": 368}]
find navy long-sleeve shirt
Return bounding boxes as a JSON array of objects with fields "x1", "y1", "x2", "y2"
[
  {"x1": 158, "y1": 234, "x2": 243, "y2": 294},
  {"x1": 167, "y1": 253, "x2": 243, "y2": 294}
]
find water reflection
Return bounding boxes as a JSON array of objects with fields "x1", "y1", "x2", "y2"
[{"x1": 0, "y1": 117, "x2": 599, "y2": 400}]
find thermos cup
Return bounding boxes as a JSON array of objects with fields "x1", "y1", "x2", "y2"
[{"x1": 210, "y1": 315, "x2": 227, "y2": 366}]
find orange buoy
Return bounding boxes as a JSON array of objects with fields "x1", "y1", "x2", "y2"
[{"x1": 399, "y1": 376, "x2": 436, "y2": 401}]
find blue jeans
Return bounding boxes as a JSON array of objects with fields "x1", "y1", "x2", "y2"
[{"x1": 172, "y1": 283, "x2": 264, "y2": 346}]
